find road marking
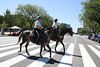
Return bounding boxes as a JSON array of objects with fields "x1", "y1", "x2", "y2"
[
  {"x1": 0, "y1": 42, "x2": 34, "y2": 47},
  {"x1": 0, "y1": 44, "x2": 38, "y2": 58},
  {"x1": 88, "y1": 45, "x2": 100, "y2": 58},
  {"x1": 27, "y1": 43, "x2": 66, "y2": 67},
  {"x1": 79, "y1": 44, "x2": 96, "y2": 67},
  {"x1": 0, "y1": 43, "x2": 16, "y2": 47},
  {"x1": 58, "y1": 43, "x2": 74, "y2": 67},
  {"x1": 96, "y1": 46, "x2": 100, "y2": 49},
  {"x1": 75, "y1": 36, "x2": 76, "y2": 44},
  {"x1": 0, "y1": 45, "x2": 19, "y2": 51},
  {"x1": 0, "y1": 42, "x2": 56, "y2": 67},
  {"x1": 0, "y1": 42, "x2": 35, "y2": 51}
]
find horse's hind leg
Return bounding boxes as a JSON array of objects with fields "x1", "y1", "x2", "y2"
[
  {"x1": 43, "y1": 46, "x2": 46, "y2": 51},
  {"x1": 55, "y1": 41, "x2": 59, "y2": 52},
  {"x1": 25, "y1": 41, "x2": 30, "y2": 55},
  {"x1": 46, "y1": 45, "x2": 51, "y2": 58},
  {"x1": 18, "y1": 41, "x2": 25, "y2": 53},
  {"x1": 40, "y1": 45, "x2": 43, "y2": 58}
]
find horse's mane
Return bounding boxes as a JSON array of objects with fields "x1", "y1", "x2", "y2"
[{"x1": 60, "y1": 27, "x2": 71, "y2": 36}]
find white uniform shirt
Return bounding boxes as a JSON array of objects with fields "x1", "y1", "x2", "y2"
[
  {"x1": 34, "y1": 20, "x2": 42, "y2": 28},
  {"x1": 52, "y1": 22, "x2": 57, "y2": 29}
]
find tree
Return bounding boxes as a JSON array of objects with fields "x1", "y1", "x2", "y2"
[
  {"x1": 77, "y1": 28, "x2": 91, "y2": 34},
  {"x1": 58, "y1": 23, "x2": 67, "y2": 29},
  {"x1": 4, "y1": 9, "x2": 13, "y2": 27},
  {"x1": 0, "y1": 15, "x2": 3, "y2": 24},
  {"x1": 1, "y1": 21, "x2": 7, "y2": 29},
  {"x1": 79, "y1": 0, "x2": 100, "y2": 25},
  {"x1": 16, "y1": 4, "x2": 53, "y2": 29},
  {"x1": 41, "y1": 15, "x2": 53, "y2": 28}
]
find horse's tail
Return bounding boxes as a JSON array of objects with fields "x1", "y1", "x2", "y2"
[{"x1": 15, "y1": 31, "x2": 23, "y2": 45}]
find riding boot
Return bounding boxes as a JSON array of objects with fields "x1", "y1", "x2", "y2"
[{"x1": 36, "y1": 33, "x2": 41, "y2": 45}]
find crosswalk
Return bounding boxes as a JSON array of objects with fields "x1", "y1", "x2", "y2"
[{"x1": 0, "y1": 39, "x2": 100, "y2": 67}]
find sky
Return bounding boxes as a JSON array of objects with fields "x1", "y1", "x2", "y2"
[{"x1": 0, "y1": 0, "x2": 86, "y2": 33}]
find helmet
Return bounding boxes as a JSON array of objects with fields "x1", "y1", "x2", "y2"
[
  {"x1": 54, "y1": 19, "x2": 58, "y2": 22},
  {"x1": 37, "y1": 16, "x2": 41, "y2": 19}
]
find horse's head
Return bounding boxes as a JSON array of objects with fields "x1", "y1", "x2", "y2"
[
  {"x1": 60, "y1": 27, "x2": 73, "y2": 36},
  {"x1": 67, "y1": 27, "x2": 73, "y2": 36}
]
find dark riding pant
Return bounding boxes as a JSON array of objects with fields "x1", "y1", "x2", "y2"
[{"x1": 34, "y1": 28, "x2": 41, "y2": 45}]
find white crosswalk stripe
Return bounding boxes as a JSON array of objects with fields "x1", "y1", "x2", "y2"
[
  {"x1": 79, "y1": 44, "x2": 97, "y2": 67},
  {"x1": 0, "y1": 43, "x2": 16, "y2": 47},
  {"x1": 0, "y1": 44, "x2": 19, "y2": 51},
  {"x1": 0, "y1": 42, "x2": 56, "y2": 67},
  {"x1": 0, "y1": 43, "x2": 39, "y2": 58},
  {"x1": 96, "y1": 46, "x2": 100, "y2": 49},
  {"x1": 0, "y1": 39, "x2": 100, "y2": 67},
  {"x1": 58, "y1": 43, "x2": 75, "y2": 67},
  {"x1": 27, "y1": 43, "x2": 66, "y2": 67},
  {"x1": 0, "y1": 42, "x2": 35, "y2": 51},
  {"x1": 88, "y1": 45, "x2": 100, "y2": 58}
]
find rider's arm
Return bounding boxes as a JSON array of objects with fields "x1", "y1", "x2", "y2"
[{"x1": 52, "y1": 26, "x2": 56, "y2": 29}]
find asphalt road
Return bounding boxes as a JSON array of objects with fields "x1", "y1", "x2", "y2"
[{"x1": 0, "y1": 34, "x2": 100, "y2": 67}]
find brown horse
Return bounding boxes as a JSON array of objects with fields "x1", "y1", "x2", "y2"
[
  {"x1": 16, "y1": 29, "x2": 54, "y2": 58},
  {"x1": 44, "y1": 27, "x2": 73, "y2": 53}
]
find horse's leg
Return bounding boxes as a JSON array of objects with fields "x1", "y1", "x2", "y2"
[
  {"x1": 25, "y1": 41, "x2": 30, "y2": 55},
  {"x1": 18, "y1": 41, "x2": 25, "y2": 53},
  {"x1": 44, "y1": 46, "x2": 46, "y2": 51},
  {"x1": 46, "y1": 45, "x2": 51, "y2": 58},
  {"x1": 40, "y1": 45, "x2": 43, "y2": 58},
  {"x1": 55, "y1": 41, "x2": 59, "y2": 52},
  {"x1": 60, "y1": 41, "x2": 65, "y2": 53}
]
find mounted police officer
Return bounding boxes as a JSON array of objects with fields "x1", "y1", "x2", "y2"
[
  {"x1": 34, "y1": 16, "x2": 43, "y2": 45},
  {"x1": 52, "y1": 19, "x2": 58, "y2": 29},
  {"x1": 52, "y1": 19, "x2": 58, "y2": 41}
]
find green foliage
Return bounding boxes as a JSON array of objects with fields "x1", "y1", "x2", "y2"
[
  {"x1": 0, "y1": 4, "x2": 53, "y2": 30},
  {"x1": 4, "y1": 9, "x2": 13, "y2": 27},
  {"x1": 77, "y1": 28, "x2": 91, "y2": 34},
  {"x1": 1, "y1": 21, "x2": 7, "y2": 29},
  {"x1": 80, "y1": 0, "x2": 100, "y2": 25},
  {"x1": 79, "y1": 0, "x2": 100, "y2": 34},
  {"x1": 58, "y1": 23, "x2": 67, "y2": 29},
  {"x1": 0, "y1": 15, "x2": 3, "y2": 24},
  {"x1": 16, "y1": 4, "x2": 53, "y2": 29},
  {"x1": 41, "y1": 15, "x2": 53, "y2": 28}
]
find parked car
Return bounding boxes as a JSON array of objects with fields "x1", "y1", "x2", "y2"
[
  {"x1": 12, "y1": 30, "x2": 22, "y2": 36},
  {"x1": 88, "y1": 34, "x2": 92, "y2": 39},
  {"x1": 90, "y1": 34, "x2": 97, "y2": 41},
  {"x1": 95, "y1": 35, "x2": 100, "y2": 43}
]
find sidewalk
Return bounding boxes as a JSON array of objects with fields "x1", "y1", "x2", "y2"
[
  {"x1": 82, "y1": 35, "x2": 88, "y2": 38},
  {"x1": 0, "y1": 32, "x2": 12, "y2": 37}
]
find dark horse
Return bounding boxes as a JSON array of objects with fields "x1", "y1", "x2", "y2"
[
  {"x1": 44, "y1": 27, "x2": 73, "y2": 53},
  {"x1": 16, "y1": 29, "x2": 54, "y2": 58}
]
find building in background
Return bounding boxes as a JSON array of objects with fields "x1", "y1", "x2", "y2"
[{"x1": 66, "y1": 24, "x2": 70, "y2": 27}]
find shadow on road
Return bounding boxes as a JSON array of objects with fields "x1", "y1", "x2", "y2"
[{"x1": 19, "y1": 50, "x2": 82, "y2": 66}]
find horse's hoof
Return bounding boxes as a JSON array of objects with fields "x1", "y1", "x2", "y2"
[
  {"x1": 27, "y1": 53, "x2": 30, "y2": 55},
  {"x1": 50, "y1": 56, "x2": 52, "y2": 58},
  {"x1": 18, "y1": 51, "x2": 21, "y2": 53},
  {"x1": 40, "y1": 55, "x2": 43, "y2": 58},
  {"x1": 55, "y1": 50, "x2": 57, "y2": 53}
]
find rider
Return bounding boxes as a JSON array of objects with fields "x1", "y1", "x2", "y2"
[
  {"x1": 52, "y1": 19, "x2": 58, "y2": 41},
  {"x1": 52, "y1": 19, "x2": 58, "y2": 29},
  {"x1": 34, "y1": 16, "x2": 43, "y2": 45}
]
